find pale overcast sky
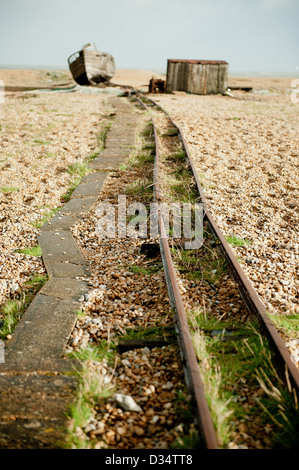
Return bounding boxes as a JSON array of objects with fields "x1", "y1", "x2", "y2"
[{"x1": 0, "y1": 0, "x2": 298, "y2": 74}]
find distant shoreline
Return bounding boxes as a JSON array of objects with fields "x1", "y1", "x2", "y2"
[{"x1": 0, "y1": 64, "x2": 298, "y2": 78}]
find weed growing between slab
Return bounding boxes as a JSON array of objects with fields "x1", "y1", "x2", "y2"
[
  {"x1": 0, "y1": 273, "x2": 48, "y2": 340},
  {"x1": 31, "y1": 205, "x2": 61, "y2": 228}
]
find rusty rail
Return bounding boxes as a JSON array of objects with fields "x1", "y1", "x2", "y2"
[{"x1": 132, "y1": 93, "x2": 220, "y2": 448}]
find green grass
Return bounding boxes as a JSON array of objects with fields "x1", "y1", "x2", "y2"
[
  {"x1": 171, "y1": 390, "x2": 202, "y2": 449},
  {"x1": 61, "y1": 178, "x2": 82, "y2": 202},
  {"x1": 125, "y1": 178, "x2": 152, "y2": 197},
  {"x1": 33, "y1": 139, "x2": 51, "y2": 145},
  {"x1": 118, "y1": 325, "x2": 175, "y2": 342},
  {"x1": 87, "y1": 151, "x2": 100, "y2": 161},
  {"x1": 226, "y1": 235, "x2": 251, "y2": 247},
  {"x1": 40, "y1": 152, "x2": 56, "y2": 159},
  {"x1": 161, "y1": 128, "x2": 179, "y2": 137},
  {"x1": 172, "y1": 429, "x2": 202, "y2": 449},
  {"x1": 268, "y1": 313, "x2": 299, "y2": 340},
  {"x1": 16, "y1": 244, "x2": 42, "y2": 257},
  {"x1": 67, "y1": 162, "x2": 90, "y2": 178},
  {"x1": 128, "y1": 263, "x2": 163, "y2": 275},
  {"x1": 187, "y1": 310, "x2": 299, "y2": 448},
  {"x1": 160, "y1": 144, "x2": 198, "y2": 204},
  {"x1": 31, "y1": 206, "x2": 61, "y2": 228},
  {"x1": 60, "y1": 162, "x2": 90, "y2": 202},
  {"x1": 59, "y1": 162, "x2": 91, "y2": 203},
  {"x1": 65, "y1": 342, "x2": 117, "y2": 449},
  {"x1": 0, "y1": 273, "x2": 48, "y2": 339},
  {"x1": 119, "y1": 116, "x2": 154, "y2": 170},
  {"x1": 0, "y1": 300, "x2": 21, "y2": 336},
  {"x1": 0, "y1": 186, "x2": 20, "y2": 194},
  {"x1": 98, "y1": 121, "x2": 112, "y2": 145},
  {"x1": 68, "y1": 341, "x2": 117, "y2": 366},
  {"x1": 141, "y1": 121, "x2": 154, "y2": 138},
  {"x1": 25, "y1": 273, "x2": 48, "y2": 287},
  {"x1": 171, "y1": 246, "x2": 227, "y2": 284}
]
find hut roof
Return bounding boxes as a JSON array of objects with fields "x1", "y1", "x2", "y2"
[{"x1": 168, "y1": 59, "x2": 228, "y2": 65}]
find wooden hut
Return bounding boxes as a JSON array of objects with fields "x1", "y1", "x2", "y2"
[{"x1": 166, "y1": 59, "x2": 228, "y2": 95}]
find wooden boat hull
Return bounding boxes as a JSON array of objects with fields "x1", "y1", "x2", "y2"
[{"x1": 68, "y1": 49, "x2": 115, "y2": 86}]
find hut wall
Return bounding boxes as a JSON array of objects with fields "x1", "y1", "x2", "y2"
[{"x1": 166, "y1": 59, "x2": 228, "y2": 95}]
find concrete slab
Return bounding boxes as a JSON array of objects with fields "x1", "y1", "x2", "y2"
[
  {"x1": 0, "y1": 357, "x2": 78, "y2": 374},
  {"x1": 39, "y1": 276, "x2": 88, "y2": 301},
  {"x1": 38, "y1": 230, "x2": 87, "y2": 270},
  {"x1": 106, "y1": 136, "x2": 134, "y2": 144},
  {"x1": 46, "y1": 261, "x2": 91, "y2": 278},
  {"x1": 59, "y1": 196, "x2": 98, "y2": 217},
  {"x1": 0, "y1": 374, "x2": 78, "y2": 419},
  {"x1": 96, "y1": 150, "x2": 130, "y2": 159},
  {"x1": 6, "y1": 294, "x2": 81, "y2": 359},
  {"x1": 81, "y1": 171, "x2": 109, "y2": 184},
  {"x1": 0, "y1": 373, "x2": 78, "y2": 448},
  {"x1": 70, "y1": 171, "x2": 108, "y2": 199},
  {"x1": 40, "y1": 214, "x2": 77, "y2": 231},
  {"x1": 89, "y1": 156, "x2": 128, "y2": 171}
]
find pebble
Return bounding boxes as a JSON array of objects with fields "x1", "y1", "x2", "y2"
[{"x1": 114, "y1": 394, "x2": 143, "y2": 412}]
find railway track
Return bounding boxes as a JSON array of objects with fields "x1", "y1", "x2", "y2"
[{"x1": 127, "y1": 91, "x2": 299, "y2": 448}]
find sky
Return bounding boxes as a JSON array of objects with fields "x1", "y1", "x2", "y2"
[{"x1": 0, "y1": 0, "x2": 298, "y2": 74}]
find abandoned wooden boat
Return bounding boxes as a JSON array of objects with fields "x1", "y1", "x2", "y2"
[{"x1": 68, "y1": 43, "x2": 115, "y2": 86}]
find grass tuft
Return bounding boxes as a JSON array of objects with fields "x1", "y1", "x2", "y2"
[
  {"x1": 187, "y1": 310, "x2": 299, "y2": 448},
  {"x1": 226, "y1": 235, "x2": 251, "y2": 247},
  {"x1": 16, "y1": 244, "x2": 42, "y2": 257},
  {"x1": 0, "y1": 186, "x2": 20, "y2": 194},
  {"x1": 65, "y1": 343, "x2": 117, "y2": 449},
  {"x1": 0, "y1": 273, "x2": 48, "y2": 339}
]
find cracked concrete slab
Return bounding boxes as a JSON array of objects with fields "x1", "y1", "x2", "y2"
[
  {"x1": 45, "y1": 261, "x2": 91, "y2": 278},
  {"x1": 39, "y1": 276, "x2": 88, "y2": 301}
]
